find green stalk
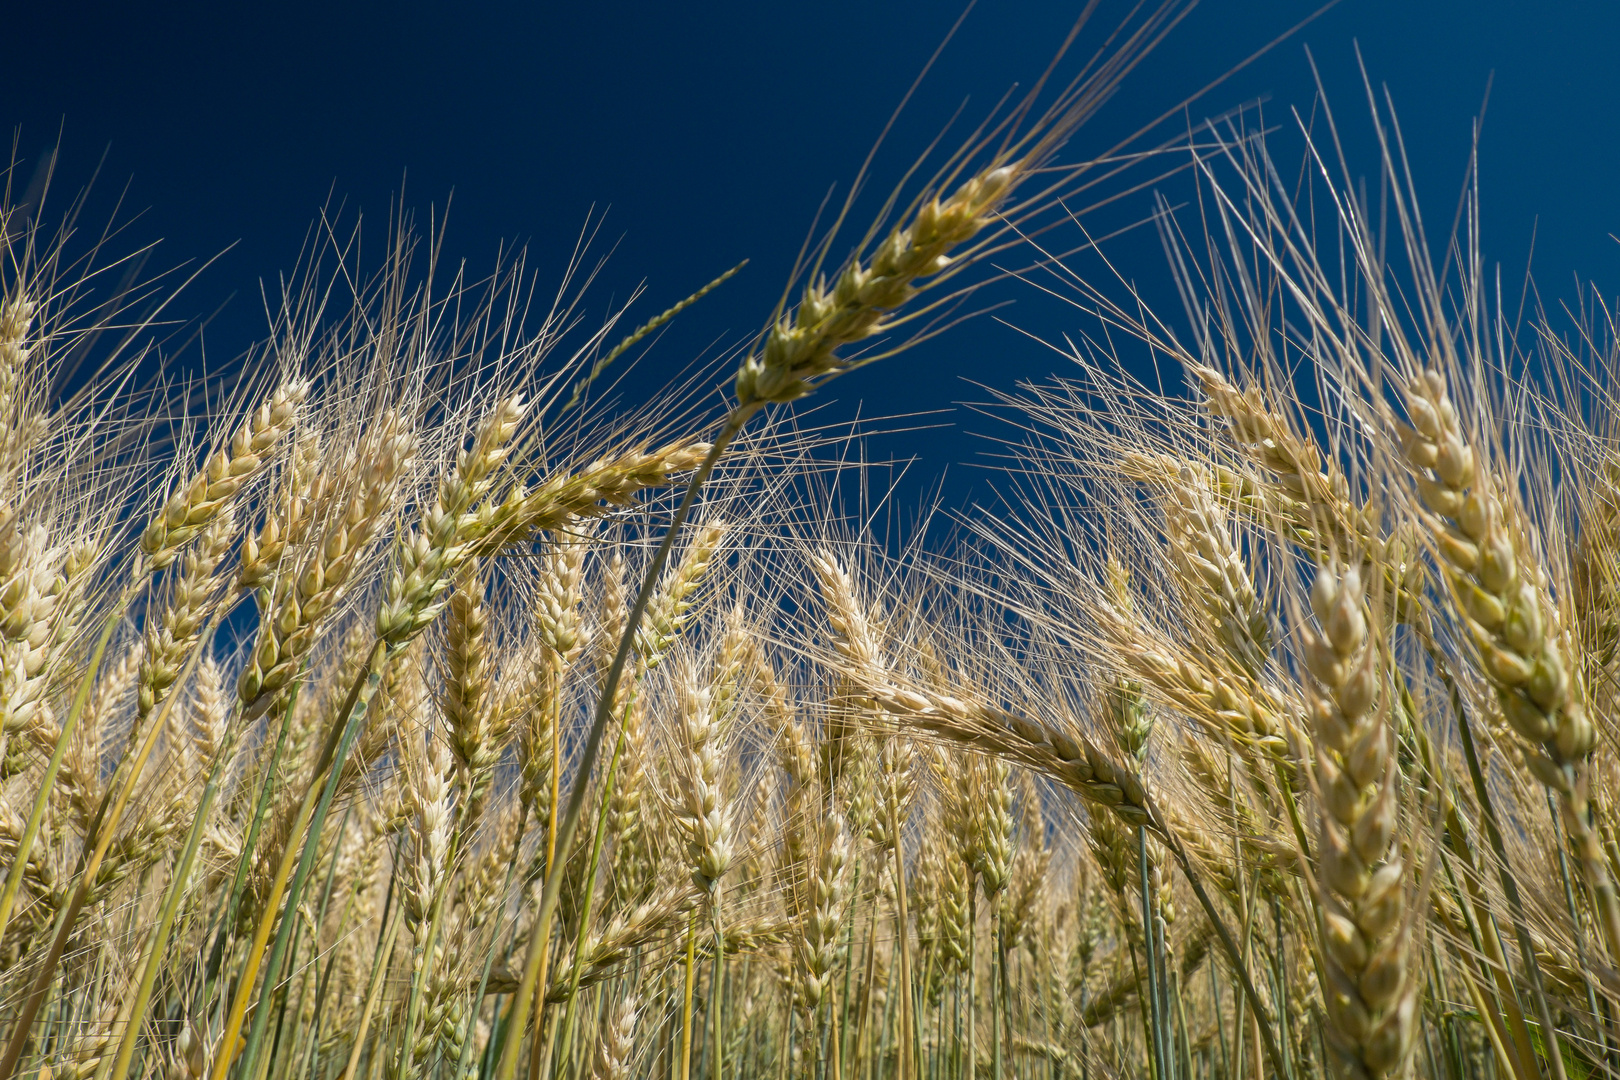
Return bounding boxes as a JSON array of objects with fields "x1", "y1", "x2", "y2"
[
  {"x1": 883, "y1": 805, "x2": 917, "y2": 1080},
  {"x1": 552, "y1": 724, "x2": 629, "y2": 1078},
  {"x1": 839, "y1": 860, "x2": 861, "y2": 1080},
  {"x1": 1546, "y1": 789, "x2": 1609, "y2": 1062},
  {"x1": 104, "y1": 677, "x2": 310, "y2": 1080},
  {"x1": 1272, "y1": 899, "x2": 1290, "y2": 1080},
  {"x1": 203, "y1": 681, "x2": 305, "y2": 997},
  {"x1": 213, "y1": 639, "x2": 388, "y2": 1080},
  {"x1": 0, "y1": 601, "x2": 223, "y2": 1080},
  {"x1": 712, "y1": 893, "x2": 726, "y2": 1080},
  {"x1": 397, "y1": 838, "x2": 459, "y2": 1077},
  {"x1": 1137, "y1": 827, "x2": 1165, "y2": 1080},
  {"x1": 681, "y1": 910, "x2": 701, "y2": 1080},
  {"x1": 966, "y1": 893, "x2": 976, "y2": 1080},
  {"x1": 453, "y1": 811, "x2": 530, "y2": 1080},
  {"x1": 294, "y1": 826, "x2": 363, "y2": 1080},
  {"x1": 343, "y1": 899, "x2": 406, "y2": 1080},
  {"x1": 991, "y1": 908, "x2": 1003, "y2": 1080}
]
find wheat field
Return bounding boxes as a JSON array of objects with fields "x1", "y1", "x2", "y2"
[{"x1": 3, "y1": 7, "x2": 1618, "y2": 1080}]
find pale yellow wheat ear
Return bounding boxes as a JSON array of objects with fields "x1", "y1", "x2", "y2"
[
  {"x1": 142, "y1": 379, "x2": 309, "y2": 569},
  {"x1": 1300, "y1": 562, "x2": 1420, "y2": 1076}
]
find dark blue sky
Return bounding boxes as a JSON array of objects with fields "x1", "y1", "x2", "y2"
[{"x1": 13, "y1": 1, "x2": 1619, "y2": 516}]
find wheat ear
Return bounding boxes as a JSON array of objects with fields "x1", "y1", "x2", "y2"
[
  {"x1": 1401, "y1": 365, "x2": 1620, "y2": 963},
  {"x1": 142, "y1": 379, "x2": 308, "y2": 567},
  {"x1": 591, "y1": 994, "x2": 640, "y2": 1080},
  {"x1": 1304, "y1": 564, "x2": 1421, "y2": 1076}
]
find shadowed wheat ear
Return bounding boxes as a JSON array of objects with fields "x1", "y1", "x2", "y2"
[{"x1": 1152, "y1": 462, "x2": 1271, "y2": 680}]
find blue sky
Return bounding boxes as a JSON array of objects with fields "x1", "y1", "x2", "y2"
[{"x1": 13, "y1": 0, "x2": 1619, "y2": 517}]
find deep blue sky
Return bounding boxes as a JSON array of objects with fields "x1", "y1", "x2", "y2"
[{"x1": 12, "y1": 1, "x2": 1619, "y2": 516}]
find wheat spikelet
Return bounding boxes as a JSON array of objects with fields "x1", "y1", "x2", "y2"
[
  {"x1": 377, "y1": 395, "x2": 526, "y2": 647},
  {"x1": 0, "y1": 525, "x2": 79, "y2": 771},
  {"x1": 637, "y1": 521, "x2": 727, "y2": 671},
  {"x1": 0, "y1": 295, "x2": 42, "y2": 480},
  {"x1": 441, "y1": 560, "x2": 515, "y2": 827},
  {"x1": 545, "y1": 885, "x2": 700, "y2": 1002},
  {"x1": 1153, "y1": 462, "x2": 1271, "y2": 679}
]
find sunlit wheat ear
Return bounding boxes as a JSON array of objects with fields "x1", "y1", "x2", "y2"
[
  {"x1": 1400, "y1": 362, "x2": 1620, "y2": 956},
  {"x1": 999, "y1": 775, "x2": 1050, "y2": 946},
  {"x1": 592, "y1": 994, "x2": 639, "y2": 1080},
  {"x1": 735, "y1": 162, "x2": 1019, "y2": 406},
  {"x1": 1303, "y1": 564, "x2": 1419, "y2": 1077},
  {"x1": 442, "y1": 560, "x2": 515, "y2": 827},
  {"x1": 1401, "y1": 368, "x2": 1588, "y2": 762},
  {"x1": 0, "y1": 522, "x2": 76, "y2": 768},
  {"x1": 868, "y1": 731, "x2": 916, "y2": 852},
  {"x1": 546, "y1": 885, "x2": 699, "y2": 1003},
  {"x1": 746, "y1": 635, "x2": 815, "y2": 788},
  {"x1": 1085, "y1": 799, "x2": 1145, "y2": 947},
  {"x1": 536, "y1": 522, "x2": 591, "y2": 669},
  {"x1": 138, "y1": 507, "x2": 238, "y2": 725},
  {"x1": 0, "y1": 295, "x2": 44, "y2": 479},
  {"x1": 516, "y1": 646, "x2": 559, "y2": 839},
  {"x1": 1102, "y1": 559, "x2": 1154, "y2": 762},
  {"x1": 49, "y1": 644, "x2": 138, "y2": 832},
  {"x1": 142, "y1": 379, "x2": 308, "y2": 568},
  {"x1": 637, "y1": 521, "x2": 728, "y2": 672},
  {"x1": 377, "y1": 394, "x2": 527, "y2": 648},
  {"x1": 402, "y1": 727, "x2": 455, "y2": 931},
  {"x1": 477, "y1": 439, "x2": 711, "y2": 555},
  {"x1": 674, "y1": 658, "x2": 733, "y2": 894},
  {"x1": 592, "y1": 552, "x2": 629, "y2": 689},
  {"x1": 1188, "y1": 363, "x2": 1359, "y2": 546},
  {"x1": 813, "y1": 550, "x2": 1156, "y2": 824},
  {"x1": 607, "y1": 693, "x2": 653, "y2": 902},
  {"x1": 238, "y1": 413, "x2": 415, "y2": 717},
  {"x1": 928, "y1": 806, "x2": 973, "y2": 987},
  {"x1": 1097, "y1": 593, "x2": 1292, "y2": 765},
  {"x1": 238, "y1": 428, "x2": 324, "y2": 593},
  {"x1": 970, "y1": 756, "x2": 1015, "y2": 901}
]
